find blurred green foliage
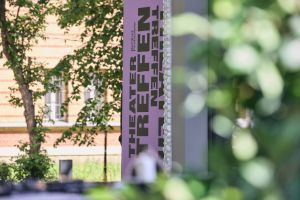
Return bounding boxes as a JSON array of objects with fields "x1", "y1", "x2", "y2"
[
  {"x1": 12, "y1": 151, "x2": 54, "y2": 181},
  {"x1": 89, "y1": 0, "x2": 300, "y2": 199},
  {"x1": 0, "y1": 162, "x2": 12, "y2": 181},
  {"x1": 175, "y1": 0, "x2": 300, "y2": 199},
  {"x1": 207, "y1": 1, "x2": 300, "y2": 199},
  {"x1": 0, "y1": 153, "x2": 54, "y2": 182}
]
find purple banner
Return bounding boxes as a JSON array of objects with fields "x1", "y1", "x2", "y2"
[{"x1": 122, "y1": 0, "x2": 164, "y2": 178}]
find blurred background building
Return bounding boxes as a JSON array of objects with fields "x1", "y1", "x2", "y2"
[{"x1": 0, "y1": 11, "x2": 121, "y2": 181}]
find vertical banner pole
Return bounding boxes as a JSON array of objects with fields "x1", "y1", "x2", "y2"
[{"x1": 162, "y1": 0, "x2": 172, "y2": 172}]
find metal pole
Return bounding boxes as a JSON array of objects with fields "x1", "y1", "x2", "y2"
[
  {"x1": 163, "y1": 0, "x2": 173, "y2": 172},
  {"x1": 103, "y1": 130, "x2": 108, "y2": 182}
]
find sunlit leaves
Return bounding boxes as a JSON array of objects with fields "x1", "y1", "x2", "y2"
[
  {"x1": 240, "y1": 158, "x2": 274, "y2": 188},
  {"x1": 222, "y1": 187, "x2": 243, "y2": 200},
  {"x1": 244, "y1": 18, "x2": 280, "y2": 52},
  {"x1": 172, "y1": 13, "x2": 209, "y2": 38},
  {"x1": 163, "y1": 177, "x2": 194, "y2": 200},
  {"x1": 232, "y1": 129, "x2": 258, "y2": 161},
  {"x1": 184, "y1": 92, "x2": 205, "y2": 118},
  {"x1": 225, "y1": 44, "x2": 260, "y2": 74},
  {"x1": 280, "y1": 39, "x2": 300, "y2": 71},
  {"x1": 288, "y1": 16, "x2": 300, "y2": 36},
  {"x1": 207, "y1": 89, "x2": 233, "y2": 110},
  {"x1": 212, "y1": 115, "x2": 233, "y2": 138},
  {"x1": 203, "y1": 0, "x2": 299, "y2": 194},
  {"x1": 184, "y1": 72, "x2": 207, "y2": 118},
  {"x1": 277, "y1": 0, "x2": 300, "y2": 13},
  {"x1": 256, "y1": 97, "x2": 281, "y2": 116},
  {"x1": 256, "y1": 61, "x2": 283, "y2": 99},
  {"x1": 212, "y1": 0, "x2": 241, "y2": 19},
  {"x1": 211, "y1": 20, "x2": 233, "y2": 40}
]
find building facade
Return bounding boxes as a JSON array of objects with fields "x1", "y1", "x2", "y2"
[{"x1": 0, "y1": 13, "x2": 120, "y2": 150}]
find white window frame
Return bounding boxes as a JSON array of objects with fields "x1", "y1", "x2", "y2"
[
  {"x1": 84, "y1": 76, "x2": 103, "y2": 106},
  {"x1": 84, "y1": 84, "x2": 97, "y2": 102},
  {"x1": 83, "y1": 77, "x2": 105, "y2": 125},
  {"x1": 45, "y1": 76, "x2": 65, "y2": 121}
]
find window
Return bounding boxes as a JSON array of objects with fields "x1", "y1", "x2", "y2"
[
  {"x1": 84, "y1": 76, "x2": 102, "y2": 104},
  {"x1": 84, "y1": 84, "x2": 96, "y2": 102},
  {"x1": 83, "y1": 77, "x2": 104, "y2": 123},
  {"x1": 45, "y1": 76, "x2": 65, "y2": 121}
]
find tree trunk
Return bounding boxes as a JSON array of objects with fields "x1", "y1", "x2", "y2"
[
  {"x1": 19, "y1": 84, "x2": 39, "y2": 154},
  {"x1": 0, "y1": 0, "x2": 39, "y2": 154}
]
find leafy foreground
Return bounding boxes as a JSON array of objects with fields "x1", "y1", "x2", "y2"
[
  {"x1": 166, "y1": 0, "x2": 300, "y2": 199},
  {"x1": 88, "y1": 174, "x2": 242, "y2": 200}
]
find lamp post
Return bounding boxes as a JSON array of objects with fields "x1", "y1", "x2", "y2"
[{"x1": 103, "y1": 130, "x2": 108, "y2": 182}]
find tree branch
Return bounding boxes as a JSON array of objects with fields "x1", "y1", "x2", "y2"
[
  {"x1": 0, "y1": 0, "x2": 25, "y2": 83},
  {"x1": 15, "y1": 6, "x2": 21, "y2": 24},
  {"x1": 0, "y1": 0, "x2": 11, "y2": 60}
]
